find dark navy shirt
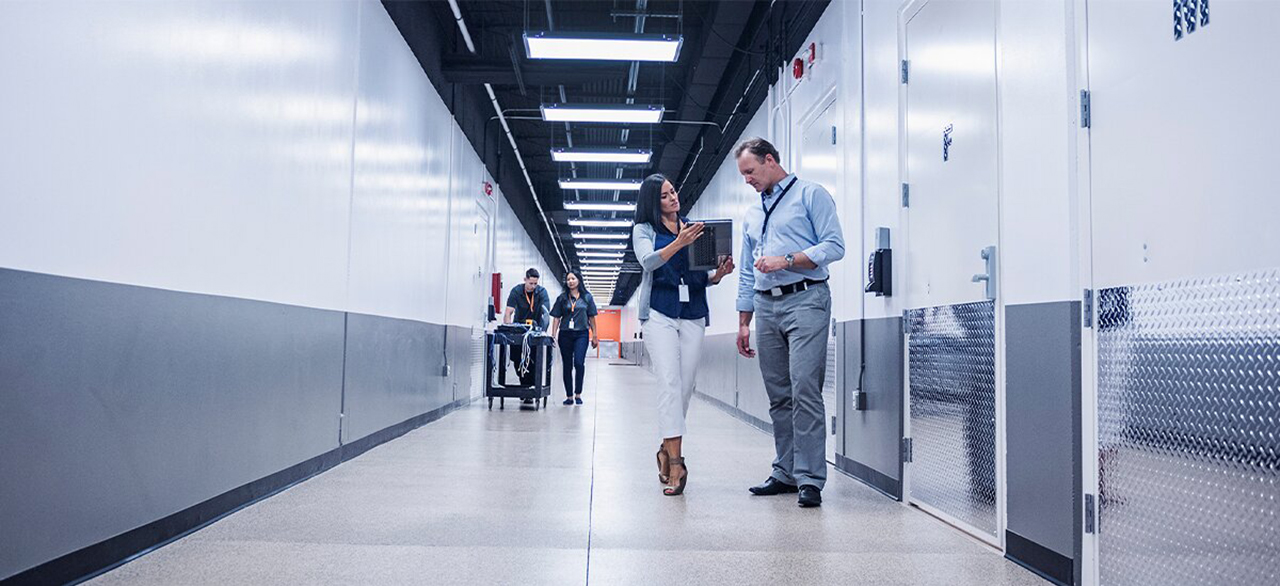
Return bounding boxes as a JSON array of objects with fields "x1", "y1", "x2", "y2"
[
  {"x1": 505, "y1": 284, "x2": 550, "y2": 325},
  {"x1": 550, "y1": 290, "x2": 598, "y2": 332},
  {"x1": 649, "y1": 217, "x2": 710, "y2": 322}
]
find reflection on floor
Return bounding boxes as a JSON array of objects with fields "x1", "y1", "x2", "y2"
[{"x1": 89, "y1": 360, "x2": 1045, "y2": 585}]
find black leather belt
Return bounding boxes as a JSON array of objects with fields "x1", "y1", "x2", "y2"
[{"x1": 757, "y1": 278, "x2": 827, "y2": 297}]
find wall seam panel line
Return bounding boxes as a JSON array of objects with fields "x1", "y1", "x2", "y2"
[
  {"x1": 341, "y1": 0, "x2": 364, "y2": 313},
  {"x1": 339, "y1": 312, "x2": 349, "y2": 445}
]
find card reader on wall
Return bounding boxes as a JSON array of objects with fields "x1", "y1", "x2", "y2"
[{"x1": 865, "y1": 227, "x2": 892, "y2": 297}]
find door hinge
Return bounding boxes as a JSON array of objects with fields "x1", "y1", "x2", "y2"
[
  {"x1": 1083, "y1": 288, "x2": 1094, "y2": 328},
  {"x1": 831, "y1": 415, "x2": 838, "y2": 435},
  {"x1": 901, "y1": 183, "x2": 910, "y2": 208},
  {"x1": 901, "y1": 438, "x2": 913, "y2": 463},
  {"x1": 1084, "y1": 493, "x2": 1097, "y2": 534},
  {"x1": 1080, "y1": 90, "x2": 1091, "y2": 128},
  {"x1": 831, "y1": 125, "x2": 838, "y2": 145},
  {"x1": 900, "y1": 59, "x2": 910, "y2": 84},
  {"x1": 902, "y1": 309, "x2": 910, "y2": 335}
]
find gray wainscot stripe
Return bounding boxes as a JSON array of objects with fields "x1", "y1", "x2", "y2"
[
  {"x1": 0, "y1": 268, "x2": 479, "y2": 582},
  {"x1": 1004, "y1": 300, "x2": 1081, "y2": 585}
]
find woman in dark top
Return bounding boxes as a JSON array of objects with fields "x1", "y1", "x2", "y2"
[
  {"x1": 550, "y1": 271, "x2": 598, "y2": 405},
  {"x1": 631, "y1": 173, "x2": 735, "y2": 496}
]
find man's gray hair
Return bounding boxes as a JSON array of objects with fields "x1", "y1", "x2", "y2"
[{"x1": 734, "y1": 137, "x2": 781, "y2": 163}]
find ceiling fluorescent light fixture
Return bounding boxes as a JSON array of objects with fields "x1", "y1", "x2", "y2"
[
  {"x1": 541, "y1": 104, "x2": 664, "y2": 124},
  {"x1": 552, "y1": 149, "x2": 652, "y2": 164},
  {"x1": 525, "y1": 32, "x2": 683, "y2": 62},
  {"x1": 560, "y1": 179, "x2": 642, "y2": 191},
  {"x1": 569, "y1": 219, "x2": 633, "y2": 228},
  {"x1": 581, "y1": 259, "x2": 622, "y2": 266},
  {"x1": 563, "y1": 201, "x2": 638, "y2": 212},
  {"x1": 577, "y1": 251, "x2": 625, "y2": 258},
  {"x1": 573, "y1": 232, "x2": 630, "y2": 240},
  {"x1": 576, "y1": 242, "x2": 627, "y2": 250}
]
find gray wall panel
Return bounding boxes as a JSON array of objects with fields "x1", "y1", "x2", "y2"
[
  {"x1": 0, "y1": 269, "x2": 345, "y2": 579},
  {"x1": 340, "y1": 313, "x2": 448, "y2": 443},
  {"x1": 734, "y1": 346, "x2": 771, "y2": 424},
  {"x1": 841, "y1": 316, "x2": 904, "y2": 483},
  {"x1": 695, "y1": 334, "x2": 738, "y2": 407},
  {"x1": 446, "y1": 325, "x2": 473, "y2": 402},
  {"x1": 1005, "y1": 301, "x2": 1080, "y2": 558}
]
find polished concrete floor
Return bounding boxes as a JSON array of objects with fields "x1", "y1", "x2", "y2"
[{"x1": 89, "y1": 359, "x2": 1045, "y2": 585}]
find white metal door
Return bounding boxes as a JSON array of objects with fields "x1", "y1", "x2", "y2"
[
  {"x1": 798, "y1": 95, "x2": 841, "y2": 464},
  {"x1": 901, "y1": 0, "x2": 1003, "y2": 545},
  {"x1": 1082, "y1": 1, "x2": 1280, "y2": 583}
]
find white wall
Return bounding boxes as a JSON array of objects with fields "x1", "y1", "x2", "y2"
[{"x1": 0, "y1": 0, "x2": 548, "y2": 328}]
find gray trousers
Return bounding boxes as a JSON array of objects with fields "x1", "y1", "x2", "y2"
[{"x1": 755, "y1": 282, "x2": 831, "y2": 489}]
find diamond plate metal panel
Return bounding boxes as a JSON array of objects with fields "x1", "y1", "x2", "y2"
[
  {"x1": 469, "y1": 326, "x2": 485, "y2": 399},
  {"x1": 1097, "y1": 271, "x2": 1280, "y2": 585},
  {"x1": 908, "y1": 301, "x2": 998, "y2": 537}
]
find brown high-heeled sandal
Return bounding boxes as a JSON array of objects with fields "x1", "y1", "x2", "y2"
[
  {"x1": 656, "y1": 446, "x2": 670, "y2": 484},
  {"x1": 663, "y1": 457, "x2": 687, "y2": 496}
]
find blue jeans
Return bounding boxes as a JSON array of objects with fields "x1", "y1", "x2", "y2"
[{"x1": 558, "y1": 328, "x2": 589, "y2": 397}]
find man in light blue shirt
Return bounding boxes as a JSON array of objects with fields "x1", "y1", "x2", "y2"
[{"x1": 734, "y1": 137, "x2": 845, "y2": 508}]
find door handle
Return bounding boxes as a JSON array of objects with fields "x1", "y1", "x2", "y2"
[{"x1": 971, "y1": 245, "x2": 997, "y2": 300}]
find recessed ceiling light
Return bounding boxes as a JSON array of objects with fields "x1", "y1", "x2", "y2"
[
  {"x1": 581, "y1": 259, "x2": 622, "y2": 265},
  {"x1": 552, "y1": 149, "x2": 652, "y2": 164},
  {"x1": 561, "y1": 179, "x2": 642, "y2": 191},
  {"x1": 578, "y1": 251, "x2": 625, "y2": 258},
  {"x1": 573, "y1": 232, "x2": 630, "y2": 240},
  {"x1": 563, "y1": 201, "x2": 637, "y2": 212},
  {"x1": 525, "y1": 32, "x2": 683, "y2": 62},
  {"x1": 569, "y1": 219, "x2": 633, "y2": 228},
  {"x1": 541, "y1": 104, "x2": 664, "y2": 124},
  {"x1": 576, "y1": 242, "x2": 627, "y2": 250}
]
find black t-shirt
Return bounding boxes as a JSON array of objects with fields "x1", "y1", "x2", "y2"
[
  {"x1": 505, "y1": 285, "x2": 550, "y2": 324},
  {"x1": 550, "y1": 290, "x2": 598, "y2": 332}
]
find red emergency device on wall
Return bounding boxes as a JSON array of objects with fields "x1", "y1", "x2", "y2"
[{"x1": 491, "y1": 273, "x2": 503, "y2": 315}]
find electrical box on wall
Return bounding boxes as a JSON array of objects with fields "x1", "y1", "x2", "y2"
[{"x1": 865, "y1": 227, "x2": 893, "y2": 297}]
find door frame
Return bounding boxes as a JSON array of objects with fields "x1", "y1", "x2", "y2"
[
  {"x1": 1069, "y1": 0, "x2": 1098, "y2": 583},
  {"x1": 896, "y1": 0, "x2": 1008, "y2": 550},
  {"x1": 795, "y1": 87, "x2": 842, "y2": 465}
]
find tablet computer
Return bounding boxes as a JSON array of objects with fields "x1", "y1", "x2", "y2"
[{"x1": 688, "y1": 219, "x2": 733, "y2": 271}]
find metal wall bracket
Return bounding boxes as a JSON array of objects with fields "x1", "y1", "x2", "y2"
[
  {"x1": 901, "y1": 59, "x2": 910, "y2": 84},
  {"x1": 901, "y1": 183, "x2": 910, "y2": 208},
  {"x1": 1083, "y1": 288, "x2": 1094, "y2": 328},
  {"x1": 1085, "y1": 493, "x2": 1097, "y2": 534},
  {"x1": 901, "y1": 437, "x2": 914, "y2": 463},
  {"x1": 971, "y1": 246, "x2": 997, "y2": 300},
  {"x1": 1080, "y1": 90, "x2": 1091, "y2": 128}
]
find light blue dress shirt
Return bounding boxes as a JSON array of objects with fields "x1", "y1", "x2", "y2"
[{"x1": 736, "y1": 174, "x2": 846, "y2": 313}]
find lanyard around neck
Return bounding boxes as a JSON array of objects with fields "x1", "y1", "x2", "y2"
[
  {"x1": 525, "y1": 290, "x2": 536, "y2": 312},
  {"x1": 760, "y1": 177, "x2": 798, "y2": 243}
]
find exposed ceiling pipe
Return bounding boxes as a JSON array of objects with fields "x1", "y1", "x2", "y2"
[{"x1": 448, "y1": 0, "x2": 569, "y2": 273}]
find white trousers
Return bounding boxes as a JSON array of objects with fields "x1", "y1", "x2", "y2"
[{"x1": 642, "y1": 312, "x2": 706, "y2": 439}]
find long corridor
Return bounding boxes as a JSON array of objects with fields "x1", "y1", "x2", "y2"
[{"x1": 88, "y1": 360, "x2": 1043, "y2": 586}]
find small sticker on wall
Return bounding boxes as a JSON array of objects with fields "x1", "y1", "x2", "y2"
[{"x1": 942, "y1": 124, "x2": 954, "y2": 162}]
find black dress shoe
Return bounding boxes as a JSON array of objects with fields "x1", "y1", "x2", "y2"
[
  {"x1": 749, "y1": 478, "x2": 799, "y2": 496},
  {"x1": 798, "y1": 485, "x2": 822, "y2": 508}
]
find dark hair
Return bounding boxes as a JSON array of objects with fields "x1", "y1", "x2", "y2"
[
  {"x1": 564, "y1": 271, "x2": 589, "y2": 296},
  {"x1": 525, "y1": 268, "x2": 540, "y2": 279},
  {"x1": 636, "y1": 173, "x2": 673, "y2": 234},
  {"x1": 734, "y1": 137, "x2": 780, "y2": 164}
]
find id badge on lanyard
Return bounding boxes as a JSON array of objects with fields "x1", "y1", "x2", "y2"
[{"x1": 678, "y1": 278, "x2": 690, "y2": 303}]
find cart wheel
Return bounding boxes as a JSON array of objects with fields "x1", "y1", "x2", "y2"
[
  {"x1": 488, "y1": 397, "x2": 493, "y2": 410},
  {"x1": 500, "y1": 397, "x2": 505, "y2": 410}
]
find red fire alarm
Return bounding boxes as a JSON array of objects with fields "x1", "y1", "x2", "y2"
[
  {"x1": 483, "y1": 181, "x2": 493, "y2": 197},
  {"x1": 793, "y1": 58, "x2": 804, "y2": 79},
  {"x1": 808, "y1": 42, "x2": 817, "y2": 64}
]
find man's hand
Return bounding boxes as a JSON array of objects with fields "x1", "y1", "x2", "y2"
[
  {"x1": 736, "y1": 325, "x2": 756, "y2": 358},
  {"x1": 754, "y1": 255, "x2": 789, "y2": 274}
]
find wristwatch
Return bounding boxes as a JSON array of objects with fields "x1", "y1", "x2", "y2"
[{"x1": 784, "y1": 253, "x2": 795, "y2": 268}]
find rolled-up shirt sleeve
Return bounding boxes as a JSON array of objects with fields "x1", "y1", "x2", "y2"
[
  {"x1": 802, "y1": 185, "x2": 846, "y2": 268},
  {"x1": 632, "y1": 224, "x2": 666, "y2": 272},
  {"x1": 736, "y1": 229, "x2": 757, "y2": 313}
]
